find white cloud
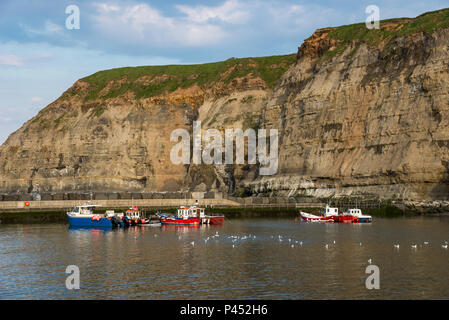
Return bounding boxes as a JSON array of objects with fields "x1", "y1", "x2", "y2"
[
  {"x1": 0, "y1": 54, "x2": 24, "y2": 66},
  {"x1": 176, "y1": 0, "x2": 249, "y2": 24},
  {"x1": 31, "y1": 96, "x2": 43, "y2": 103},
  {"x1": 21, "y1": 20, "x2": 64, "y2": 37},
  {"x1": 91, "y1": 1, "x2": 231, "y2": 47}
]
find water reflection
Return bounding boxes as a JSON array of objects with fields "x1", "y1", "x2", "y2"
[{"x1": 0, "y1": 217, "x2": 448, "y2": 299}]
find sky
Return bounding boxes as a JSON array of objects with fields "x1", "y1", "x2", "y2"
[{"x1": 0, "y1": 0, "x2": 448, "y2": 144}]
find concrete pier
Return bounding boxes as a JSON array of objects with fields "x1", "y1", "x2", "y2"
[{"x1": 0, "y1": 198, "x2": 243, "y2": 212}]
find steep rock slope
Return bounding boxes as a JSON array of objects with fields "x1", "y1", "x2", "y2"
[
  {"x1": 249, "y1": 9, "x2": 449, "y2": 200},
  {"x1": 0, "y1": 55, "x2": 295, "y2": 194}
]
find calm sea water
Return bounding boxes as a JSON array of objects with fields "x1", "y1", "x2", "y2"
[{"x1": 0, "y1": 216, "x2": 448, "y2": 299}]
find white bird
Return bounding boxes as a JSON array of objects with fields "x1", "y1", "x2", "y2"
[
  {"x1": 333, "y1": 240, "x2": 336, "y2": 244},
  {"x1": 411, "y1": 244, "x2": 417, "y2": 249},
  {"x1": 300, "y1": 241, "x2": 303, "y2": 246},
  {"x1": 368, "y1": 259, "x2": 372, "y2": 264},
  {"x1": 359, "y1": 242, "x2": 362, "y2": 246},
  {"x1": 442, "y1": 244, "x2": 448, "y2": 249},
  {"x1": 291, "y1": 245, "x2": 294, "y2": 248},
  {"x1": 232, "y1": 244, "x2": 235, "y2": 248},
  {"x1": 325, "y1": 244, "x2": 329, "y2": 249},
  {"x1": 394, "y1": 244, "x2": 400, "y2": 249},
  {"x1": 424, "y1": 241, "x2": 429, "y2": 245},
  {"x1": 191, "y1": 241, "x2": 195, "y2": 246}
]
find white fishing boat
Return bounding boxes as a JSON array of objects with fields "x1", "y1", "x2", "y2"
[{"x1": 299, "y1": 205, "x2": 339, "y2": 222}]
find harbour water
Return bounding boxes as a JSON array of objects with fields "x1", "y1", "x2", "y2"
[{"x1": 0, "y1": 216, "x2": 448, "y2": 299}]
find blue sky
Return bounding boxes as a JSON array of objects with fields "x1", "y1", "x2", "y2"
[{"x1": 0, "y1": 0, "x2": 448, "y2": 144}]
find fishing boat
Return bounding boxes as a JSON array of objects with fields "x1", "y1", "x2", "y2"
[
  {"x1": 158, "y1": 206, "x2": 201, "y2": 225},
  {"x1": 342, "y1": 208, "x2": 372, "y2": 223},
  {"x1": 67, "y1": 202, "x2": 122, "y2": 228},
  {"x1": 158, "y1": 202, "x2": 225, "y2": 225},
  {"x1": 299, "y1": 205, "x2": 339, "y2": 222},
  {"x1": 123, "y1": 205, "x2": 151, "y2": 226}
]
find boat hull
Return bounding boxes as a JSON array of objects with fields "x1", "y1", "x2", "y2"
[
  {"x1": 201, "y1": 216, "x2": 225, "y2": 224},
  {"x1": 300, "y1": 212, "x2": 333, "y2": 222},
  {"x1": 160, "y1": 217, "x2": 201, "y2": 225},
  {"x1": 67, "y1": 214, "x2": 113, "y2": 228},
  {"x1": 333, "y1": 215, "x2": 358, "y2": 223},
  {"x1": 357, "y1": 216, "x2": 372, "y2": 223}
]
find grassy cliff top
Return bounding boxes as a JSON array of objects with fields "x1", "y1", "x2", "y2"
[
  {"x1": 70, "y1": 54, "x2": 296, "y2": 101},
  {"x1": 327, "y1": 8, "x2": 449, "y2": 45}
]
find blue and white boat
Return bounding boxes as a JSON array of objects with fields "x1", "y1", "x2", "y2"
[
  {"x1": 67, "y1": 202, "x2": 121, "y2": 228},
  {"x1": 342, "y1": 208, "x2": 372, "y2": 223}
]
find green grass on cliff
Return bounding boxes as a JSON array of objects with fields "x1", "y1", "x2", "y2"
[
  {"x1": 316, "y1": 8, "x2": 449, "y2": 62},
  {"x1": 73, "y1": 54, "x2": 296, "y2": 101},
  {"x1": 328, "y1": 8, "x2": 449, "y2": 45}
]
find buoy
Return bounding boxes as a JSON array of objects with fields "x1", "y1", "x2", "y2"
[{"x1": 24, "y1": 201, "x2": 30, "y2": 207}]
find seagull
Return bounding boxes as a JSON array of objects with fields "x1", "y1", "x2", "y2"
[
  {"x1": 368, "y1": 259, "x2": 372, "y2": 264},
  {"x1": 333, "y1": 240, "x2": 336, "y2": 244},
  {"x1": 325, "y1": 244, "x2": 329, "y2": 249},
  {"x1": 232, "y1": 244, "x2": 235, "y2": 248},
  {"x1": 411, "y1": 244, "x2": 417, "y2": 249},
  {"x1": 442, "y1": 244, "x2": 448, "y2": 249},
  {"x1": 359, "y1": 242, "x2": 362, "y2": 246},
  {"x1": 191, "y1": 241, "x2": 195, "y2": 246},
  {"x1": 291, "y1": 245, "x2": 294, "y2": 248},
  {"x1": 299, "y1": 241, "x2": 303, "y2": 246},
  {"x1": 394, "y1": 244, "x2": 400, "y2": 249},
  {"x1": 424, "y1": 241, "x2": 429, "y2": 245}
]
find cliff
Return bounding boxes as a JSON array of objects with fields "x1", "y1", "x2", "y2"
[{"x1": 1, "y1": 8, "x2": 449, "y2": 201}]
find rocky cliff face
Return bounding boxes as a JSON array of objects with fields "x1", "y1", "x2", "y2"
[
  {"x1": 1, "y1": 9, "x2": 449, "y2": 201},
  {"x1": 249, "y1": 10, "x2": 449, "y2": 200},
  {"x1": 0, "y1": 55, "x2": 294, "y2": 196}
]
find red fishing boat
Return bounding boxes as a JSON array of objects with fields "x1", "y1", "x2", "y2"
[{"x1": 158, "y1": 202, "x2": 225, "y2": 225}]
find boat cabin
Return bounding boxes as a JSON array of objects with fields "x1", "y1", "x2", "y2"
[
  {"x1": 320, "y1": 205, "x2": 339, "y2": 217},
  {"x1": 70, "y1": 202, "x2": 101, "y2": 215},
  {"x1": 177, "y1": 206, "x2": 205, "y2": 219},
  {"x1": 345, "y1": 208, "x2": 362, "y2": 216}
]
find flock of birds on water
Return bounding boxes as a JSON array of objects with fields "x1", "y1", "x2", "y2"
[{"x1": 164, "y1": 231, "x2": 449, "y2": 251}]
